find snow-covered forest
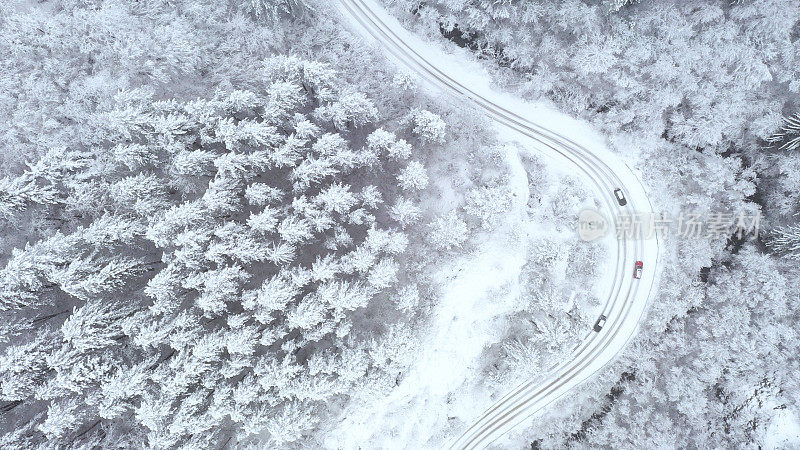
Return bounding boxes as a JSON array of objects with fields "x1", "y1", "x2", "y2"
[
  {"x1": 1, "y1": 0, "x2": 798, "y2": 448},
  {"x1": 381, "y1": 0, "x2": 800, "y2": 447},
  {"x1": 0, "y1": 0, "x2": 602, "y2": 446}
]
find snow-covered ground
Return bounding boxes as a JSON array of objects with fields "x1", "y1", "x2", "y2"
[
  {"x1": 765, "y1": 408, "x2": 800, "y2": 449},
  {"x1": 323, "y1": 134, "x2": 610, "y2": 447},
  {"x1": 326, "y1": 0, "x2": 662, "y2": 447},
  {"x1": 331, "y1": 0, "x2": 661, "y2": 447},
  {"x1": 325, "y1": 149, "x2": 530, "y2": 447}
]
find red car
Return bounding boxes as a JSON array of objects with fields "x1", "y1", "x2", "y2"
[{"x1": 633, "y1": 261, "x2": 643, "y2": 279}]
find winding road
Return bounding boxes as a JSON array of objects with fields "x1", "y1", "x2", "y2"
[{"x1": 334, "y1": 0, "x2": 662, "y2": 448}]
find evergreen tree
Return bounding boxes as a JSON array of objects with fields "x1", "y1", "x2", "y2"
[{"x1": 0, "y1": 27, "x2": 435, "y2": 445}]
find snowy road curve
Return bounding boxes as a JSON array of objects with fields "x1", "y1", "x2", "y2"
[{"x1": 334, "y1": 0, "x2": 661, "y2": 447}]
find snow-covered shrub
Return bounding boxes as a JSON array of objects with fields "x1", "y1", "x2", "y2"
[
  {"x1": 412, "y1": 110, "x2": 447, "y2": 144},
  {"x1": 427, "y1": 210, "x2": 469, "y2": 250},
  {"x1": 464, "y1": 182, "x2": 514, "y2": 229}
]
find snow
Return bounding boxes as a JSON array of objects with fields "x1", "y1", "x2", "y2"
[
  {"x1": 765, "y1": 408, "x2": 800, "y2": 449},
  {"x1": 323, "y1": 126, "x2": 612, "y2": 449},
  {"x1": 324, "y1": 144, "x2": 531, "y2": 448},
  {"x1": 331, "y1": 0, "x2": 662, "y2": 447},
  {"x1": 333, "y1": 0, "x2": 642, "y2": 171}
]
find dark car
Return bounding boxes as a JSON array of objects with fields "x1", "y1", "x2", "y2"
[
  {"x1": 593, "y1": 314, "x2": 607, "y2": 332},
  {"x1": 613, "y1": 188, "x2": 627, "y2": 206}
]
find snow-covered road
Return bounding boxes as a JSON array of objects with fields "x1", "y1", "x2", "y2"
[{"x1": 334, "y1": 0, "x2": 662, "y2": 447}]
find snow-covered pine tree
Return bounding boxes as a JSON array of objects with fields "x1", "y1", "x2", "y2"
[
  {"x1": 766, "y1": 113, "x2": 800, "y2": 151},
  {"x1": 766, "y1": 224, "x2": 800, "y2": 258},
  {"x1": 0, "y1": 53, "x2": 433, "y2": 447}
]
